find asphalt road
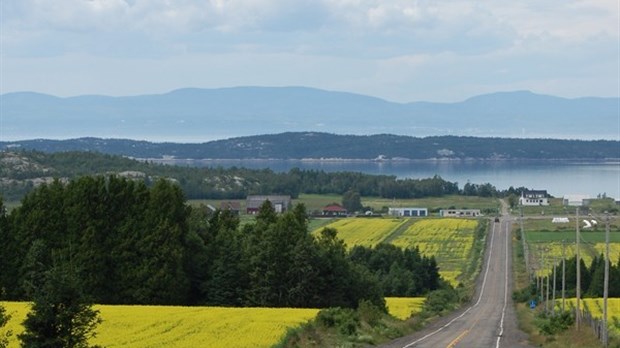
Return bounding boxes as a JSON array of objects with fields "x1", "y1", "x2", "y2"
[{"x1": 380, "y1": 213, "x2": 533, "y2": 348}]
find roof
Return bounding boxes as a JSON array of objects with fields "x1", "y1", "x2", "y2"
[
  {"x1": 246, "y1": 195, "x2": 291, "y2": 209},
  {"x1": 220, "y1": 201, "x2": 241, "y2": 210},
  {"x1": 323, "y1": 204, "x2": 347, "y2": 212}
]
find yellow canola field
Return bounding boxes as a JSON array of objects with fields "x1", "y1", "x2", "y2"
[
  {"x1": 593, "y1": 244, "x2": 620, "y2": 265},
  {"x1": 312, "y1": 218, "x2": 406, "y2": 248},
  {"x1": 391, "y1": 219, "x2": 477, "y2": 285},
  {"x1": 563, "y1": 298, "x2": 620, "y2": 335},
  {"x1": 528, "y1": 242, "x2": 616, "y2": 277},
  {"x1": 0, "y1": 302, "x2": 319, "y2": 348},
  {"x1": 385, "y1": 297, "x2": 425, "y2": 320}
]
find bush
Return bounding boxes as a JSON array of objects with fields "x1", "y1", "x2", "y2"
[
  {"x1": 534, "y1": 311, "x2": 574, "y2": 336},
  {"x1": 357, "y1": 300, "x2": 384, "y2": 327},
  {"x1": 512, "y1": 283, "x2": 536, "y2": 303},
  {"x1": 316, "y1": 307, "x2": 360, "y2": 335},
  {"x1": 422, "y1": 288, "x2": 459, "y2": 315}
]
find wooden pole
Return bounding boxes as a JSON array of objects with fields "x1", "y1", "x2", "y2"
[
  {"x1": 562, "y1": 239, "x2": 566, "y2": 312},
  {"x1": 552, "y1": 260, "x2": 556, "y2": 316},
  {"x1": 603, "y1": 212, "x2": 610, "y2": 347},
  {"x1": 576, "y1": 207, "x2": 581, "y2": 330}
]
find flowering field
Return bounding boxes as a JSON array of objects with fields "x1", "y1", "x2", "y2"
[
  {"x1": 312, "y1": 218, "x2": 407, "y2": 248},
  {"x1": 391, "y1": 219, "x2": 478, "y2": 285},
  {"x1": 563, "y1": 298, "x2": 620, "y2": 335},
  {"x1": 315, "y1": 218, "x2": 479, "y2": 286},
  {"x1": 385, "y1": 297, "x2": 425, "y2": 320},
  {"x1": 0, "y1": 302, "x2": 319, "y2": 348},
  {"x1": 525, "y1": 230, "x2": 620, "y2": 276}
]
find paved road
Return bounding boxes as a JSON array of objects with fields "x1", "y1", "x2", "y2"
[{"x1": 381, "y1": 213, "x2": 533, "y2": 348}]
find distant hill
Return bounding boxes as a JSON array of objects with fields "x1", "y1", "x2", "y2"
[
  {"x1": 1, "y1": 87, "x2": 618, "y2": 140},
  {"x1": 1, "y1": 133, "x2": 618, "y2": 160}
]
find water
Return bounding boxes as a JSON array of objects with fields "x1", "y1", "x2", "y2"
[{"x1": 162, "y1": 159, "x2": 620, "y2": 200}]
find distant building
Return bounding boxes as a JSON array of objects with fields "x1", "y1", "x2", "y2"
[
  {"x1": 220, "y1": 201, "x2": 241, "y2": 215},
  {"x1": 322, "y1": 203, "x2": 348, "y2": 217},
  {"x1": 519, "y1": 190, "x2": 549, "y2": 206},
  {"x1": 439, "y1": 209, "x2": 481, "y2": 217},
  {"x1": 246, "y1": 195, "x2": 291, "y2": 214},
  {"x1": 562, "y1": 195, "x2": 591, "y2": 207},
  {"x1": 388, "y1": 207, "x2": 428, "y2": 217}
]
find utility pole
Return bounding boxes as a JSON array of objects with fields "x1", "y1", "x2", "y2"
[
  {"x1": 552, "y1": 260, "x2": 556, "y2": 316},
  {"x1": 546, "y1": 258, "x2": 550, "y2": 313},
  {"x1": 603, "y1": 211, "x2": 610, "y2": 347},
  {"x1": 562, "y1": 239, "x2": 566, "y2": 312},
  {"x1": 576, "y1": 207, "x2": 581, "y2": 330}
]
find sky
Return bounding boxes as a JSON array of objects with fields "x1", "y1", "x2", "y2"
[{"x1": 1, "y1": 0, "x2": 618, "y2": 103}]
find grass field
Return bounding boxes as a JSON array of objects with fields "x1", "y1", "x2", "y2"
[
  {"x1": 385, "y1": 297, "x2": 425, "y2": 320},
  {"x1": 0, "y1": 302, "x2": 319, "y2": 348}
]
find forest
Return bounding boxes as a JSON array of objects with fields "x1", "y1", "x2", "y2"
[
  {"x1": 0, "y1": 176, "x2": 447, "y2": 308},
  {"x1": 2, "y1": 133, "x2": 619, "y2": 160}
]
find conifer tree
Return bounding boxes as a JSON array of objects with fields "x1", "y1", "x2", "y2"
[{"x1": 19, "y1": 263, "x2": 101, "y2": 348}]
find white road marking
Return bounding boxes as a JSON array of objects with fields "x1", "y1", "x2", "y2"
[
  {"x1": 496, "y1": 219, "x2": 509, "y2": 348},
  {"x1": 402, "y1": 221, "x2": 498, "y2": 348}
]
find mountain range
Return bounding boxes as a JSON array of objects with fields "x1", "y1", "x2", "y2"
[{"x1": 1, "y1": 87, "x2": 618, "y2": 141}]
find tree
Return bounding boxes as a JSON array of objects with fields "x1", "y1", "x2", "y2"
[
  {"x1": 19, "y1": 263, "x2": 101, "y2": 348},
  {"x1": 342, "y1": 190, "x2": 363, "y2": 213}
]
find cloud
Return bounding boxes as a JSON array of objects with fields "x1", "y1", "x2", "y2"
[{"x1": 1, "y1": 0, "x2": 617, "y2": 101}]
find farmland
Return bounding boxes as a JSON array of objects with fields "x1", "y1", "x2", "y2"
[
  {"x1": 524, "y1": 228, "x2": 620, "y2": 275},
  {"x1": 0, "y1": 302, "x2": 319, "y2": 348},
  {"x1": 312, "y1": 218, "x2": 408, "y2": 248},
  {"x1": 385, "y1": 297, "x2": 425, "y2": 320},
  {"x1": 563, "y1": 298, "x2": 620, "y2": 335},
  {"x1": 314, "y1": 217, "x2": 480, "y2": 286}
]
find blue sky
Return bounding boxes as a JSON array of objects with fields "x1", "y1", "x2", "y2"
[{"x1": 1, "y1": 0, "x2": 618, "y2": 102}]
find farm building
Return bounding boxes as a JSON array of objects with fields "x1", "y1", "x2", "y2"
[
  {"x1": 220, "y1": 201, "x2": 241, "y2": 215},
  {"x1": 439, "y1": 209, "x2": 481, "y2": 217},
  {"x1": 519, "y1": 189, "x2": 549, "y2": 206},
  {"x1": 388, "y1": 207, "x2": 428, "y2": 217},
  {"x1": 246, "y1": 195, "x2": 292, "y2": 214},
  {"x1": 562, "y1": 194, "x2": 591, "y2": 207},
  {"x1": 322, "y1": 203, "x2": 348, "y2": 217}
]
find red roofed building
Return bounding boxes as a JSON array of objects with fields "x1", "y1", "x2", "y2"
[{"x1": 322, "y1": 203, "x2": 348, "y2": 217}]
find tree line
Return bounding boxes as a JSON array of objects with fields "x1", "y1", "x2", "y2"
[
  {"x1": 1, "y1": 150, "x2": 541, "y2": 202},
  {"x1": 0, "y1": 175, "x2": 448, "y2": 308}
]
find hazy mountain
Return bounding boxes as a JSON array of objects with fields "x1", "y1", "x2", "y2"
[{"x1": 1, "y1": 87, "x2": 618, "y2": 141}]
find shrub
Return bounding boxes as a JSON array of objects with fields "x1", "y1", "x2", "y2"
[{"x1": 534, "y1": 311, "x2": 574, "y2": 336}]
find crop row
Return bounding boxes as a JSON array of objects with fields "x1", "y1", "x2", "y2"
[
  {"x1": 391, "y1": 219, "x2": 477, "y2": 285},
  {"x1": 0, "y1": 302, "x2": 319, "y2": 348},
  {"x1": 316, "y1": 218, "x2": 478, "y2": 286},
  {"x1": 312, "y1": 218, "x2": 407, "y2": 248}
]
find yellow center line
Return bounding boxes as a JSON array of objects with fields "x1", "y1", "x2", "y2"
[{"x1": 446, "y1": 329, "x2": 469, "y2": 348}]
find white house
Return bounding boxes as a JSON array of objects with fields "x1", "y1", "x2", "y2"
[
  {"x1": 388, "y1": 207, "x2": 428, "y2": 217},
  {"x1": 519, "y1": 190, "x2": 549, "y2": 206}
]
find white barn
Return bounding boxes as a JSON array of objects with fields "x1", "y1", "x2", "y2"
[{"x1": 388, "y1": 207, "x2": 428, "y2": 217}]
